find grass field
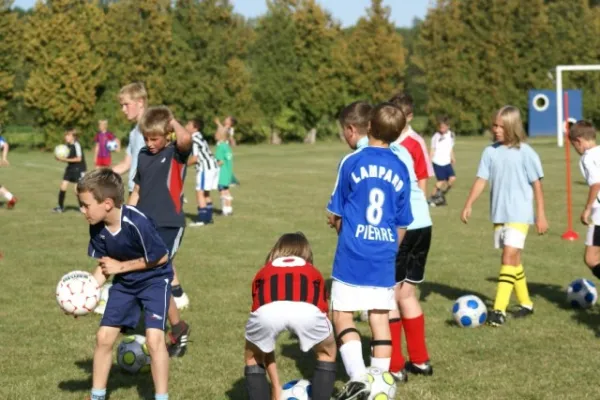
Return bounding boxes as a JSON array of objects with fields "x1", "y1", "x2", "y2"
[{"x1": 0, "y1": 137, "x2": 597, "y2": 400}]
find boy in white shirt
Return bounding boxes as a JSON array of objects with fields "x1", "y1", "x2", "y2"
[{"x1": 429, "y1": 116, "x2": 456, "y2": 206}]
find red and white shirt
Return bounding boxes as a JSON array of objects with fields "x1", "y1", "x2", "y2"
[{"x1": 396, "y1": 126, "x2": 434, "y2": 181}]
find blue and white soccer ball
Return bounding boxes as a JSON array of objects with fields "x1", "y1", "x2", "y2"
[
  {"x1": 452, "y1": 295, "x2": 487, "y2": 328},
  {"x1": 281, "y1": 379, "x2": 312, "y2": 400},
  {"x1": 366, "y1": 366, "x2": 396, "y2": 400},
  {"x1": 106, "y1": 140, "x2": 119, "y2": 152},
  {"x1": 567, "y1": 278, "x2": 598, "y2": 309}
]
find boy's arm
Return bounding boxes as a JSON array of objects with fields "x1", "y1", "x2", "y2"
[
  {"x1": 170, "y1": 119, "x2": 192, "y2": 153},
  {"x1": 461, "y1": 178, "x2": 487, "y2": 223},
  {"x1": 582, "y1": 183, "x2": 600, "y2": 225},
  {"x1": 532, "y1": 180, "x2": 549, "y2": 234},
  {"x1": 92, "y1": 264, "x2": 108, "y2": 287},
  {"x1": 94, "y1": 143, "x2": 99, "y2": 159},
  {"x1": 99, "y1": 253, "x2": 169, "y2": 275},
  {"x1": 1, "y1": 142, "x2": 9, "y2": 164},
  {"x1": 187, "y1": 155, "x2": 198, "y2": 166},
  {"x1": 264, "y1": 352, "x2": 281, "y2": 400},
  {"x1": 451, "y1": 148, "x2": 456, "y2": 164},
  {"x1": 128, "y1": 184, "x2": 140, "y2": 206}
]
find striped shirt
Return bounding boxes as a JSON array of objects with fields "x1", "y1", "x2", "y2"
[{"x1": 192, "y1": 132, "x2": 218, "y2": 171}]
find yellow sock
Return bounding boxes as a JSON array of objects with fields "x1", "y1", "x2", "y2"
[
  {"x1": 493, "y1": 265, "x2": 517, "y2": 313},
  {"x1": 514, "y1": 264, "x2": 533, "y2": 309}
]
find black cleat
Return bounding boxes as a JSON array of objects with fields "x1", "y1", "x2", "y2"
[
  {"x1": 391, "y1": 369, "x2": 409, "y2": 383},
  {"x1": 512, "y1": 305, "x2": 534, "y2": 319},
  {"x1": 333, "y1": 380, "x2": 369, "y2": 400},
  {"x1": 167, "y1": 322, "x2": 190, "y2": 358},
  {"x1": 405, "y1": 361, "x2": 433, "y2": 376},
  {"x1": 487, "y1": 310, "x2": 506, "y2": 327}
]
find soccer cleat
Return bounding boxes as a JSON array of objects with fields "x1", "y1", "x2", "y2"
[
  {"x1": 52, "y1": 206, "x2": 64, "y2": 213},
  {"x1": 405, "y1": 361, "x2": 433, "y2": 376},
  {"x1": 391, "y1": 369, "x2": 409, "y2": 383},
  {"x1": 188, "y1": 221, "x2": 207, "y2": 227},
  {"x1": 487, "y1": 310, "x2": 506, "y2": 327},
  {"x1": 333, "y1": 380, "x2": 370, "y2": 400},
  {"x1": 174, "y1": 292, "x2": 190, "y2": 310},
  {"x1": 512, "y1": 305, "x2": 534, "y2": 319},
  {"x1": 6, "y1": 197, "x2": 16, "y2": 209},
  {"x1": 167, "y1": 322, "x2": 190, "y2": 358}
]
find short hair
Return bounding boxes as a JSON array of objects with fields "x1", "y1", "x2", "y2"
[
  {"x1": 65, "y1": 127, "x2": 78, "y2": 138},
  {"x1": 266, "y1": 232, "x2": 313, "y2": 264},
  {"x1": 495, "y1": 105, "x2": 526, "y2": 148},
  {"x1": 77, "y1": 168, "x2": 124, "y2": 208},
  {"x1": 119, "y1": 82, "x2": 148, "y2": 106},
  {"x1": 569, "y1": 120, "x2": 596, "y2": 141},
  {"x1": 139, "y1": 106, "x2": 174, "y2": 137},
  {"x1": 437, "y1": 115, "x2": 450, "y2": 126},
  {"x1": 369, "y1": 103, "x2": 407, "y2": 144},
  {"x1": 228, "y1": 116, "x2": 237, "y2": 126},
  {"x1": 388, "y1": 92, "x2": 414, "y2": 116},
  {"x1": 190, "y1": 118, "x2": 204, "y2": 132},
  {"x1": 338, "y1": 101, "x2": 373, "y2": 134}
]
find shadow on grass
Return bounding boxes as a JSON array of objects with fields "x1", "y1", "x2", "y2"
[
  {"x1": 225, "y1": 378, "x2": 247, "y2": 400},
  {"x1": 419, "y1": 281, "x2": 493, "y2": 308},
  {"x1": 58, "y1": 358, "x2": 154, "y2": 400}
]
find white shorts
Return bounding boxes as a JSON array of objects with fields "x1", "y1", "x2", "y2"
[
  {"x1": 330, "y1": 280, "x2": 396, "y2": 312},
  {"x1": 586, "y1": 225, "x2": 600, "y2": 246},
  {"x1": 493, "y1": 223, "x2": 529, "y2": 250},
  {"x1": 245, "y1": 302, "x2": 332, "y2": 353},
  {"x1": 195, "y1": 168, "x2": 219, "y2": 191}
]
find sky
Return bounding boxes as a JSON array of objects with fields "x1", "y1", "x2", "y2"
[{"x1": 12, "y1": 0, "x2": 429, "y2": 28}]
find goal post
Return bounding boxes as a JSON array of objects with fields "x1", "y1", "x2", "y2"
[{"x1": 556, "y1": 64, "x2": 600, "y2": 147}]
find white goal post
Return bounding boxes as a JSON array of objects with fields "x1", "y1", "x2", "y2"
[{"x1": 556, "y1": 64, "x2": 600, "y2": 147}]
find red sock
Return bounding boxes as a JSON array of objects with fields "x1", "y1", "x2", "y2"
[
  {"x1": 389, "y1": 318, "x2": 405, "y2": 372},
  {"x1": 403, "y1": 314, "x2": 429, "y2": 364}
]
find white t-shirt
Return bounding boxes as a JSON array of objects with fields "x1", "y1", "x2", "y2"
[
  {"x1": 430, "y1": 131, "x2": 455, "y2": 166},
  {"x1": 580, "y1": 145, "x2": 600, "y2": 225}
]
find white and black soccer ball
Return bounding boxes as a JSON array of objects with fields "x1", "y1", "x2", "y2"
[
  {"x1": 106, "y1": 140, "x2": 119, "y2": 152},
  {"x1": 117, "y1": 334, "x2": 151, "y2": 374},
  {"x1": 366, "y1": 366, "x2": 396, "y2": 400},
  {"x1": 54, "y1": 144, "x2": 70, "y2": 159},
  {"x1": 567, "y1": 278, "x2": 598, "y2": 309},
  {"x1": 452, "y1": 295, "x2": 487, "y2": 328},
  {"x1": 281, "y1": 379, "x2": 312, "y2": 400},
  {"x1": 56, "y1": 271, "x2": 100, "y2": 316}
]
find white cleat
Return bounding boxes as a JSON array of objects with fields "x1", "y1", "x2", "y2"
[{"x1": 174, "y1": 292, "x2": 190, "y2": 310}]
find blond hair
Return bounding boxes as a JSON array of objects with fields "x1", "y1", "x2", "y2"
[
  {"x1": 369, "y1": 103, "x2": 407, "y2": 144},
  {"x1": 265, "y1": 232, "x2": 314, "y2": 264},
  {"x1": 77, "y1": 168, "x2": 124, "y2": 207},
  {"x1": 139, "y1": 106, "x2": 174, "y2": 137},
  {"x1": 495, "y1": 105, "x2": 526, "y2": 148},
  {"x1": 119, "y1": 82, "x2": 148, "y2": 106},
  {"x1": 569, "y1": 120, "x2": 596, "y2": 142}
]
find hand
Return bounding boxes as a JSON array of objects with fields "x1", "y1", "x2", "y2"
[
  {"x1": 536, "y1": 214, "x2": 549, "y2": 235},
  {"x1": 327, "y1": 214, "x2": 336, "y2": 228},
  {"x1": 214, "y1": 118, "x2": 221, "y2": 126},
  {"x1": 581, "y1": 208, "x2": 592, "y2": 226},
  {"x1": 451, "y1": 157, "x2": 456, "y2": 165},
  {"x1": 461, "y1": 206, "x2": 471, "y2": 224},
  {"x1": 55, "y1": 156, "x2": 66, "y2": 162},
  {"x1": 99, "y1": 256, "x2": 124, "y2": 275}
]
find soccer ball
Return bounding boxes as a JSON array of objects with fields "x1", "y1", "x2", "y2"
[
  {"x1": 281, "y1": 379, "x2": 312, "y2": 400},
  {"x1": 567, "y1": 278, "x2": 598, "y2": 309},
  {"x1": 106, "y1": 140, "x2": 119, "y2": 152},
  {"x1": 56, "y1": 271, "x2": 100, "y2": 316},
  {"x1": 452, "y1": 295, "x2": 487, "y2": 328},
  {"x1": 94, "y1": 283, "x2": 112, "y2": 315},
  {"x1": 117, "y1": 334, "x2": 151, "y2": 374},
  {"x1": 54, "y1": 144, "x2": 69, "y2": 159},
  {"x1": 366, "y1": 366, "x2": 396, "y2": 400}
]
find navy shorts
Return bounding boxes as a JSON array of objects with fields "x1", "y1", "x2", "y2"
[
  {"x1": 156, "y1": 227, "x2": 185, "y2": 259},
  {"x1": 433, "y1": 163, "x2": 455, "y2": 181},
  {"x1": 396, "y1": 226, "x2": 432, "y2": 284},
  {"x1": 101, "y1": 279, "x2": 171, "y2": 331}
]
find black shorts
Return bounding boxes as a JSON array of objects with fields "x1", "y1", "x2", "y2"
[
  {"x1": 156, "y1": 227, "x2": 185, "y2": 259},
  {"x1": 63, "y1": 168, "x2": 85, "y2": 183},
  {"x1": 395, "y1": 226, "x2": 432, "y2": 284}
]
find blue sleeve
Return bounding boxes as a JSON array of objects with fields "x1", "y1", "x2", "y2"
[
  {"x1": 524, "y1": 146, "x2": 544, "y2": 183},
  {"x1": 174, "y1": 142, "x2": 191, "y2": 164},
  {"x1": 395, "y1": 163, "x2": 414, "y2": 228},
  {"x1": 476, "y1": 147, "x2": 492, "y2": 180},
  {"x1": 132, "y1": 216, "x2": 169, "y2": 264},
  {"x1": 327, "y1": 158, "x2": 348, "y2": 216},
  {"x1": 88, "y1": 224, "x2": 107, "y2": 259}
]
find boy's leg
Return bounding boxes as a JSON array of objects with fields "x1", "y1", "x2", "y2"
[
  {"x1": 92, "y1": 326, "x2": 121, "y2": 399},
  {"x1": 312, "y1": 334, "x2": 337, "y2": 400},
  {"x1": 368, "y1": 310, "x2": 392, "y2": 370},
  {"x1": 146, "y1": 328, "x2": 169, "y2": 397},
  {"x1": 244, "y1": 341, "x2": 270, "y2": 400},
  {"x1": 333, "y1": 310, "x2": 366, "y2": 381},
  {"x1": 0, "y1": 185, "x2": 16, "y2": 208},
  {"x1": 584, "y1": 225, "x2": 600, "y2": 279},
  {"x1": 55, "y1": 180, "x2": 69, "y2": 211},
  {"x1": 204, "y1": 191, "x2": 214, "y2": 222}
]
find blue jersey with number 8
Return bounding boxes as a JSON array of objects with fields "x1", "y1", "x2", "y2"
[{"x1": 327, "y1": 146, "x2": 413, "y2": 287}]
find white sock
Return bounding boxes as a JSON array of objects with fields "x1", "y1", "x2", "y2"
[
  {"x1": 370, "y1": 357, "x2": 391, "y2": 371},
  {"x1": 3, "y1": 192, "x2": 13, "y2": 201},
  {"x1": 339, "y1": 340, "x2": 367, "y2": 381}
]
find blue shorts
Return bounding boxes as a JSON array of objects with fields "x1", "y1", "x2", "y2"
[
  {"x1": 101, "y1": 279, "x2": 171, "y2": 331},
  {"x1": 156, "y1": 227, "x2": 184, "y2": 259},
  {"x1": 433, "y1": 163, "x2": 455, "y2": 181}
]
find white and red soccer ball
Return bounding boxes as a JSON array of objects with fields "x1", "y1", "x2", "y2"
[{"x1": 56, "y1": 271, "x2": 100, "y2": 316}]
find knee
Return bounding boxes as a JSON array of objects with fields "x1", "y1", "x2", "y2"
[
  {"x1": 144, "y1": 332, "x2": 166, "y2": 354},
  {"x1": 584, "y1": 253, "x2": 597, "y2": 269},
  {"x1": 315, "y1": 335, "x2": 337, "y2": 362},
  {"x1": 96, "y1": 330, "x2": 115, "y2": 349},
  {"x1": 396, "y1": 283, "x2": 416, "y2": 301},
  {"x1": 501, "y1": 252, "x2": 520, "y2": 266}
]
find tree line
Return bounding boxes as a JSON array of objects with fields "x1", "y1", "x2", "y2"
[{"x1": 0, "y1": 0, "x2": 599, "y2": 147}]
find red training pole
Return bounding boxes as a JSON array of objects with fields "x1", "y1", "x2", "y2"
[{"x1": 561, "y1": 91, "x2": 579, "y2": 241}]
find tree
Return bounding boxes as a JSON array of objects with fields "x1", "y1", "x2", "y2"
[
  {"x1": 22, "y1": 0, "x2": 107, "y2": 146},
  {"x1": 0, "y1": 0, "x2": 22, "y2": 126}
]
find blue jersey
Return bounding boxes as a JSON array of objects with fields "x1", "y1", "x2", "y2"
[
  {"x1": 327, "y1": 146, "x2": 413, "y2": 287},
  {"x1": 88, "y1": 205, "x2": 173, "y2": 285}
]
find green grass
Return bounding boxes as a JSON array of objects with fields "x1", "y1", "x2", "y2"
[{"x1": 0, "y1": 137, "x2": 596, "y2": 399}]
